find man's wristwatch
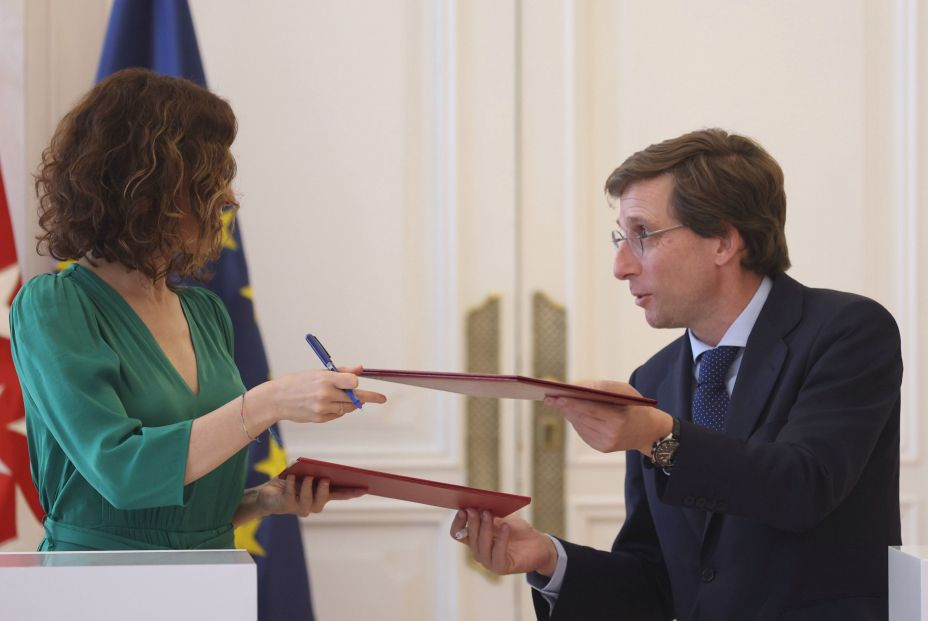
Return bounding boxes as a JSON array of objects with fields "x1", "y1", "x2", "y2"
[{"x1": 651, "y1": 417, "x2": 680, "y2": 469}]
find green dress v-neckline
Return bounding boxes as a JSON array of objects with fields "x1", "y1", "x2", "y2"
[{"x1": 70, "y1": 264, "x2": 203, "y2": 397}]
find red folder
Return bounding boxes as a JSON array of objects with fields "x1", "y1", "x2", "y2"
[
  {"x1": 360, "y1": 369, "x2": 657, "y2": 406},
  {"x1": 278, "y1": 457, "x2": 531, "y2": 517}
]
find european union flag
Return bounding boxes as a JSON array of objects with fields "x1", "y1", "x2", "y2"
[{"x1": 97, "y1": 2, "x2": 316, "y2": 619}]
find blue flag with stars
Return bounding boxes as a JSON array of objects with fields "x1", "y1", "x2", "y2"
[{"x1": 97, "y1": 2, "x2": 316, "y2": 620}]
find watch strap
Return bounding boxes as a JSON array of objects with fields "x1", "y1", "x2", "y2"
[{"x1": 650, "y1": 416, "x2": 680, "y2": 468}]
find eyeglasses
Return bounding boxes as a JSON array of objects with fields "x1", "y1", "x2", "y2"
[{"x1": 611, "y1": 224, "x2": 685, "y2": 257}]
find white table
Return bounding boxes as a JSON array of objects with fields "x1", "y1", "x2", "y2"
[
  {"x1": 889, "y1": 546, "x2": 928, "y2": 620},
  {"x1": 0, "y1": 549, "x2": 256, "y2": 621}
]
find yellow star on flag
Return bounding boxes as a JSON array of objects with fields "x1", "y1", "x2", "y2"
[
  {"x1": 234, "y1": 517, "x2": 266, "y2": 557},
  {"x1": 254, "y1": 434, "x2": 287, "y2": 479},
  {"x1": 220, "y1": 210, "x2": 238, "y2": 251}
]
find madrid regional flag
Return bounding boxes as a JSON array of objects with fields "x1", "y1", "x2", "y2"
[{"x1": 0, "y1": 159, "x2": 45, "y2": 545}]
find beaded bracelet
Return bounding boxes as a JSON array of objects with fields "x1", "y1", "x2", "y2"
[{"x1": 240, "y1": 390, "x2": 260, "y2": 443}]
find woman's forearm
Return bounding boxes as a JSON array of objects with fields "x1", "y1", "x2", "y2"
[
  {"x1": 232, "y1": 487, "x2": 265, "y2": 526},
  {"x1": 185, "y1": 383, "x2": 278, "y2": 485}
]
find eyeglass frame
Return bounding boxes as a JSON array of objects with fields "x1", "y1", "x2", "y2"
[{"x1": 611, "y1": 224, "x2": 685, "y2": 257}]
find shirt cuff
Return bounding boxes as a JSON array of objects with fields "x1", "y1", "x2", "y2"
[{"x1": 525, "y1": 535, "x2": 567, "y2": 614}]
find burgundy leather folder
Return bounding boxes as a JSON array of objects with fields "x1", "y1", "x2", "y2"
[
  {"x1": 359, "y1": 369, "x2": 657, "y2": 406},
  {"x1": 278, "y1": 457, "x2": 531, "y2": 517}
]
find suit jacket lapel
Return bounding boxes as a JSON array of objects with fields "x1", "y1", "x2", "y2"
[
  {"x1": 701, "y1": 274, "x2": 804, "y2": 539},
  {"x1": 726, "y1": 274, "x2": 802, "y2": 440},
  {"x1": 656, "y1": 334, "x2": 693, "y2": 423},
  {"x1": 656, "y1": 336, "x2": 706, "y2": 537}
]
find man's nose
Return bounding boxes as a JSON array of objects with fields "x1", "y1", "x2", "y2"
[{"x1": 613, "y1": 241, "x2": 640, "y2": 280}]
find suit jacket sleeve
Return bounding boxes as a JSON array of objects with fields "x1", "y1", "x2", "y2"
[{"x1": 531, "y1": 369, "x2": 674, "y2": 621}]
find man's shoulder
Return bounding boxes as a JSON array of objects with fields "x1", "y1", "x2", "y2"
[
  {"x1": 751, "y1": 274, "x2": 901, "y2": 364},
  {"x1": 773, "y1": 274, "x2": 897, "y2": 331},
  {"x1": 802, "y1": 283, "x2": 887, "y2": 312},
  {"x1": 632, "y1": 332, "x2": 688, "y2": 386}
]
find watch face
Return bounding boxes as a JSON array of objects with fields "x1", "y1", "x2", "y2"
[{"x1": 653, "y1": 438, "x2": 679, "y2": 467}]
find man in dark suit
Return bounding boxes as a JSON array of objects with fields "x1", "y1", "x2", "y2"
[{"x1": 451, "y1": 128, "x2": 902, "y2": 620}]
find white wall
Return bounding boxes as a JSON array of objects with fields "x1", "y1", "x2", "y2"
[{"x1": 0, "y1": 0, "x2": 108, "y2": 279}]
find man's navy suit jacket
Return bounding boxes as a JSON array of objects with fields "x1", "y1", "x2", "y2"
[{"x1": 534, "y1": 274, "x2": 902, "y2": 621}]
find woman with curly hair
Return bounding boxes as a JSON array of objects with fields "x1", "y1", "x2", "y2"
[{"x1": 9, "y1": 68, "x2": 386, "y2": 551}]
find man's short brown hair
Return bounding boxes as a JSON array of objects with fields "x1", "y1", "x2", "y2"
[
  {"x1": 35, "y1": 68, "x2": 238, "y2": 282},
  {"x1": 605, "y1": 128, "x2": 790, "y2": 276}
]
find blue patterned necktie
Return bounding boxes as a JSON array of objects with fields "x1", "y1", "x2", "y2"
[{"x1": 692, "y1": 346, "x2": 741, "y2": 432}]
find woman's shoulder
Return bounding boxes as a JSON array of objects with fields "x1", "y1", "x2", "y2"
[
  {"x1": 14, "y1": 266, "x2": 86, "y2": 312},
  {"x1": 179, "y1": 284, "x2": 224, "y2": 309},
  {"x1": 11, "y1": 266, "x2": 98, "y2": 339},
  {"x1": 178, "y1": 285, "x2": 232, "y2": 323},
  {"x1": 178, "y1": 285, "x2": 235, "y2": 351}
]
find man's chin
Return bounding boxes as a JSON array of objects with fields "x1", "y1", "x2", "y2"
[
  {"x1": 643, "y1": 311, "x2": 664, "y2": 329},
  {"x1": 643, "y1": 309, "x2": 683, "y2": 330}
]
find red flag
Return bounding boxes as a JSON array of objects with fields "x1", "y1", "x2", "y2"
[{"x1": 0, "y1": 160, "x2": 44, "y2": 543}]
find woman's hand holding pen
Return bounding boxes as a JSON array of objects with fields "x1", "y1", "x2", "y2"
[
  {"x1": 248, "y1": 365, "x2": 387, "y2": 426},
  {"x1": 228, "y1": 363, "x2": 381, "y2": 524}
]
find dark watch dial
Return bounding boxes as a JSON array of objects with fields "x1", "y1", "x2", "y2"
[{"x1": 652, "y1": 437, "x2": 679, "y2": 468}]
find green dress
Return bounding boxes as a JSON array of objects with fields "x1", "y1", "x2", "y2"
[{"x1": 10, "y1": 263, "x2": 248, "y2": 551}]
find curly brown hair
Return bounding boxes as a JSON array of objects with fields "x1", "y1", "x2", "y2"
[
  {"x1": 605, "y1": 128, "x2": 790, "y2": 276},
  {"x1": 35, "y1": 67, "x2": 238, "y2": 282}
]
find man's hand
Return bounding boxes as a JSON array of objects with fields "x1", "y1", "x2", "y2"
[
  {"x1": 546, "y1": 380, "x2": 673, "y2": 454},
  {"x1": 450, "y1": 509, "x2": 558, "y2": 576}
]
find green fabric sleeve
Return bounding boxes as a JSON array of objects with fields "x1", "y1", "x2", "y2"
[{"x1": 11, "y1": 276, "x2": 192, "y2": 511}]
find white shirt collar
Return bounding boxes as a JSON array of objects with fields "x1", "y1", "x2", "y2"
[{"x1": 689, "y1": 276, "x2": 773, "y2": 361}]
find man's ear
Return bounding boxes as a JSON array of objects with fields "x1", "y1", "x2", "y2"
[{"x1": 714, "y1": 224, "x2": 744, "y2": 267}]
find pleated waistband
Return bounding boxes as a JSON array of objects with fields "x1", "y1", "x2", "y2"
[{"x1": 42, "y1": 517, "x2": 235, "y2": 551}]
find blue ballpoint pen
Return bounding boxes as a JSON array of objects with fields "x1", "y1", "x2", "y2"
[{"x1": 305, "y1": 334, "x2": 364, "y2": 409}]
